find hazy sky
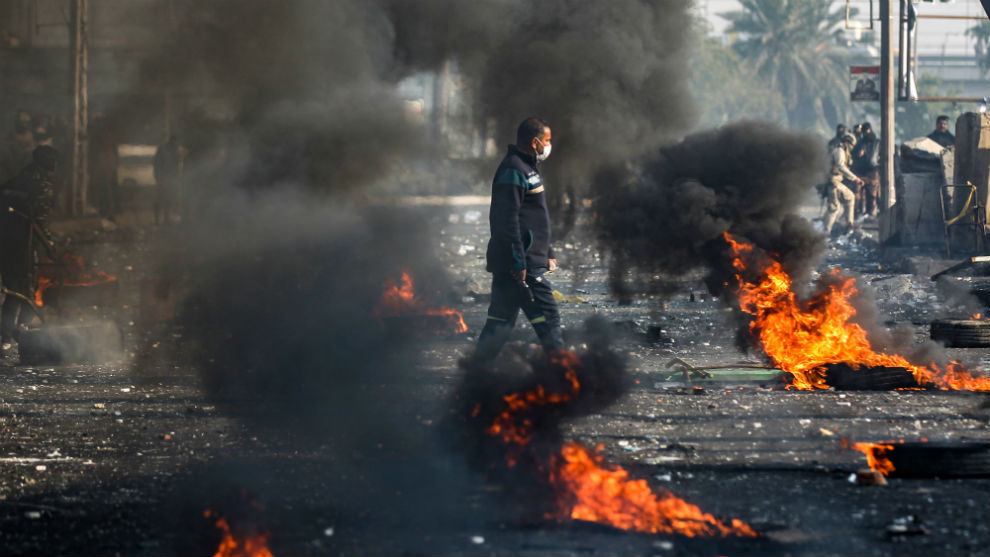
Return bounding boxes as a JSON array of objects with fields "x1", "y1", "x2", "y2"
[{"x1": 694, "y1": 0, "x2": 987, "y2": 58}]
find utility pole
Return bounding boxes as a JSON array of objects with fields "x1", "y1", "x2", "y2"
[
  {"x1": 879, "y1": 0, "x2": 897, "y2": 238},
  {"x1": 69, "y1": 0, "x2": 89, "y2": 217}
]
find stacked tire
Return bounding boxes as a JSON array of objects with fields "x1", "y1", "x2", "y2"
[
  {"x1": 887, "y1": 441, "x2": 990, "y2": 478},
  {"x1": 930, "y1": 318, "x2": 990, "y2": 348}
]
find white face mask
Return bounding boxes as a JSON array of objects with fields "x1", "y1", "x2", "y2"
[{"x1": 535, "y1": 138, "x2": 551, "y2": 162}]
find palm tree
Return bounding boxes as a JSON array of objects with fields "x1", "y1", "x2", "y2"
[
  {"x1": 723, "y1": 0, "x2": 853, "y2": 131},
  {"x1": 965, "y1": 21, "x2": 989, "y2": 74}
]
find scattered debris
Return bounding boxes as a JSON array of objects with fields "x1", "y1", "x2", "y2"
[
  {"x1": 885, "y1": 515, "x2": 930, "y2": 537},
  {"x1": 854, "y1": 469, "x2": 887, "y2": 486}
]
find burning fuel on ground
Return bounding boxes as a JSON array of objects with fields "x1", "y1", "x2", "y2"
[
  {"x1": 0, "y1": 0, "x2": 988, "y2": 556},
  {"x1": 461, "y1": 326, "x2": 758, "y2": 539},
  {"x1": 724, "y1": 232, "x2": 990, "y2": 392},
  {"x1": 373, "y1": 270, "x2": 468, "y2": 335}
]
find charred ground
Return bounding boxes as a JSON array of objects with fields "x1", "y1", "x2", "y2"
[{"x1": 0, "y1": 204, "x2": 987, "y2": 557}]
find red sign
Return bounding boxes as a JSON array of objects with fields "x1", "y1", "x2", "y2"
[{"x1": 850, "y1": 66, "x2": 880, "y2": 101}]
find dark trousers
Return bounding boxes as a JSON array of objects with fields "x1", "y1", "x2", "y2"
[
  {"x1": 856, "y1": 169, "x2": 879, "y2": 216},
  {"x1": 0, "y1": 252, "x2": 35, "y2": 343},
  {"x1": 474, "y1": 269, "x2": 564, "y2": 366},
  {"x1": 155, "y1": 179, "x2": 178, "y2": 224}
]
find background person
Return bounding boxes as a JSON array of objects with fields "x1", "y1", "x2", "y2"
[{"x1": 927, "y1": 115, "x2": 955, "y2": 148}]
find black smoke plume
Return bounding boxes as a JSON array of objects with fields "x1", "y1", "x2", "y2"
[
  {"x1": 472, "y1": 0, "x2": 696, "y2": 226},
  {"x1": 119, "y1": 0, "x2": 699, "y2": 544},
  {"x1": 449, "y1": 317, "x2": 628, "y2": 506},
  {"x1": 122, "y1": 1, "x2": 695, "y2": 204},
  {"x1": 592, "y1": 120, "x2": 826, "y2": 304},
  {"x1": 173, "y1": 198, "x2": 451, "y2": 443}
]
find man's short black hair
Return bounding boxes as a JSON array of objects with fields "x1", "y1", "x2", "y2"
[
  {"x1": 516, "y1": 117, "x2": 550, "y2": 146},
  {"x1": 861, "y1": 122, "x2": 872, "y2": 132},
  {"x1": 836, "y1": 124, "x2": 846, "y2": 133},
  {"x1": 936, "y1": 115, "x2": 950, "y2": 123}
]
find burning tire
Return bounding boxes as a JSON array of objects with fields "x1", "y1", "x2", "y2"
[
  {"x1": 886, "y1": 441, "x2": 990, "y2": 478},
  {"x1": 930, "y1": 319, "x2": 990, "y2": 348},
  {"x1": 822, "y1": 363, "x2": 919, "y2": 390}
]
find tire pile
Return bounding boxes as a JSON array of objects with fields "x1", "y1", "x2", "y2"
[{"x1": 930, "y1": 319, "x2": 990, "y2": 348}]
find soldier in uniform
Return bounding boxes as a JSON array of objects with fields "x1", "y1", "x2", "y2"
[
  {"x1": 823, "y1": 134, "x2": 863, "y2": 237},
  {"x1": 0, "y1": 145, "x2": 57, "y2": 353},
  {"x1": 826, "y1": 124, "x2": 847, "y2": 151}
]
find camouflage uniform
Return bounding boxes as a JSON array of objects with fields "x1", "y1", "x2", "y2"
[
  {"x1": 823, "y1": 140, "x2": 858, "y2": 236},
  {"x1": 0, "y1": 160, "x2": 55, "y2": 343}
]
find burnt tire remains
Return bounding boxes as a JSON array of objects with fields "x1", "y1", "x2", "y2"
[
  {"x1": 823, "y1": 363, "x2": 919, "y2": 390},
  {"x1": 886, "y1": 442, "x2": 990, "y2": 478},
  {"x1": 930, "y1": 319, "x2": 990, "y2": 348}
]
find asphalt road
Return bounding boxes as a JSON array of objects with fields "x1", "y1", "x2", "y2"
[{"x1": 0, "y1": 206, "x2": 987, "y2": 556}]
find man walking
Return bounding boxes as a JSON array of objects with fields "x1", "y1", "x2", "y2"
[{"x1": 471, "y1": 117, "x2": 564, "y2": 368}]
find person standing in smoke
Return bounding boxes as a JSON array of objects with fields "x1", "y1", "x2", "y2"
[
  {"x1": 0, "y1": 146, "x2": 57, "y2": 355},
  {"x1": 153, "y1": 135, "x2": 181, "y2": 225},
  {"x1": 851, "y1": 122, "x2": 879, "y2": 218},
  {"x1": 823, "y1": 134, "x2": 863, "y2": 238},
  {"x1": 470, "y1": 117, "x2": 564, "y2": 369},
  {"x1": 0, "y1": 110, "x2": 37, "y2": 184}
]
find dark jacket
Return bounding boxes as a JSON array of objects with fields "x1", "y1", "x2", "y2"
[
  {"x1": 0, "y1": 163, "x2": 54, "y2": 226},
  {"x1": 153, "y1": 141, "x2": 180, "y2": 183},
  {"x1": 851, "y1": 133, "x2": 878, "y2": 175},
  {"x1": 485, "y1": 145, "x2": 555, "y2": 273},
  {"x1": 927, "y1": 130, "x2": 954, "y2": 149},
  {"x1": 0, "y1": 163, "x2": 55, "y2": 274}
]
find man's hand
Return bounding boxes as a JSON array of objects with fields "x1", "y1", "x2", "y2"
[
  {"x1": 548, "y1": 258, "x2": 558, "y2": 273},
  {"x1": 512, "y1": 268, "x2": 526, "y2": 282}
]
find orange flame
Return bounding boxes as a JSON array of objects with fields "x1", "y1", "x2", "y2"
[
  {"x1": 724, "y1": 233, "x2": 990, "y2": 391},
  {"x1": 373, "y1": 271, "x2": 467, "y2": 334},
  {"x1": 203, "y1": 510, "x2": 273, "y2": 557},
  {"x1": 35, "y1": 252, "x2": 117, "y2": 307},
  {"x1": 487, "y1": 351, "x2": 581, "y2": 465},
  {"x1": 973, "y1": 313, "x2": 983, "y2": 320},
  {"x1": 551, "y1": 442, "x2": 757, "y2": 537},
  {"x1": 483, "y1": 350, "x2": 756, "y2": 537},
  {"x1": 852, "y1": 442, "x2": 896, "y2": 476}
]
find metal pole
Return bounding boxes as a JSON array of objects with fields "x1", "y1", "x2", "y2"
[
  {"x1": 898, "y1": 0, "x2": 907, "y2": 100},
  {"x1": 913, "y1": 14, "x2": 989, "y2": 21},
  {"x1": 911, "y1": 96, "x2": 990, "y2": 103},
  {"x1": 69, "y1": 0, "x2": 88, "y2": 217},
  {"x1": 79, "y1": 0, "x2": 88, "y2": 215},
  {"x1": 69, "y1": 0, "x2": 80, "y2": 216},
  {"x1": 881, "y1": 0, "x2": 897, "y2": 216}
]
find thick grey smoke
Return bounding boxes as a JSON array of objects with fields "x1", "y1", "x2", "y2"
[
  {"x1": 592, "y1": 120, "x2": 826, "y2": 303},
  {"x1": 450, "y1": 317, "x2": 629, "y2": 507},
  {"x1": 170, "y1": 196, "x2": 451, "y2": 440},
  {"x1": 473, "y1": 0, "x2": 696, "y2": 200},
  {"x1": 115, "y1": 0, "x2": 701, "y2": 543},
  {"x1": 123, "y1": 0, "x2": 695, "y2": 203}
]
